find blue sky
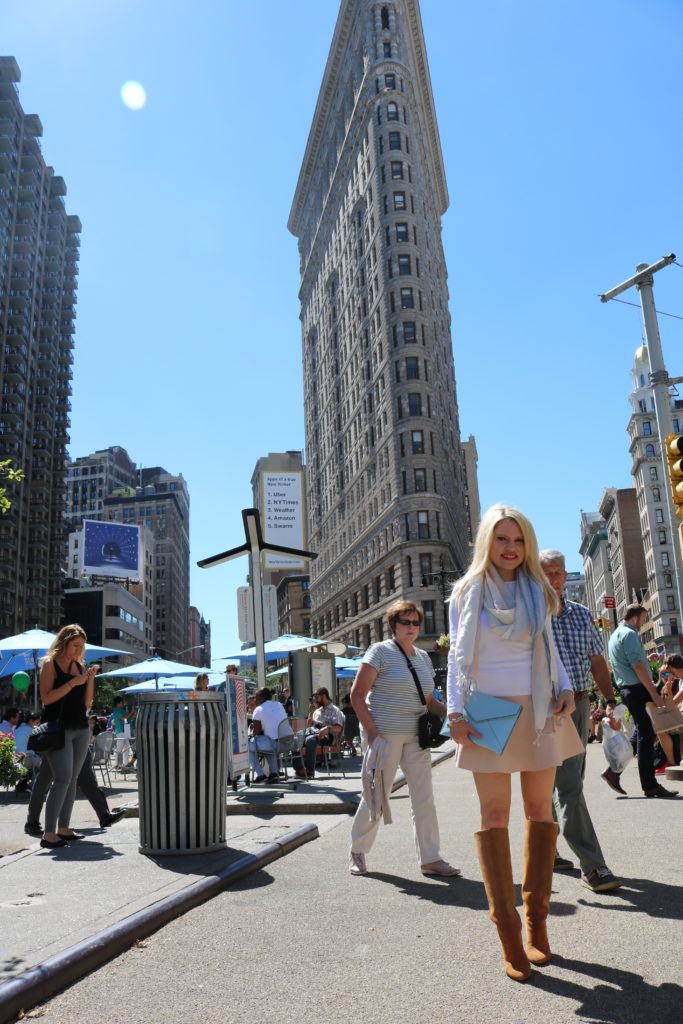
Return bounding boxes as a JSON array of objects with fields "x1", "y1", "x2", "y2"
[{"x1": 4, "y1": 0, "x2": 683, "y2": 660}]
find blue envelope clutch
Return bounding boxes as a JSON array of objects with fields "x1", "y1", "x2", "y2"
[{"x1": 463, "y1": 692, "x2": 522, "y2": 755}]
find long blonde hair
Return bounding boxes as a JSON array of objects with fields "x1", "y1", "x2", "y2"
[
  {"x1": 452, "y1": 504, "x2": 559, "y2": 614},
  {"x1": 44, "y1": 624, "x2": 87, "y2": 664}
]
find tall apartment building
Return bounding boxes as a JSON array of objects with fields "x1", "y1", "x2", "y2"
[
  {"x1": 65, "y1": 445, "x2": 137, "y2": 522},
  {"x1": 627, "y1": 343, "x2": 683, "y2": 653},
  {"x1": 598, "y1": 487, "x2": 647, "y2": 622},
  {"x1": 104, "y1": 467, "x2": 190, "y2": 660},
  {"x1": 580, "y1": 511, "x2": 613, "y2": 620},
  {"x1": 189, "y1": 605, "x2": 211, "y2": 667},
  {"x1": 288, "y1": 1, "x2": 470, "y2": 648},
  {"x1": 0, "y1": 57, "x2": 80, "y2": 634},
  {"x1": 461, "y1": 434, "x2": 481, "y2": 543}
]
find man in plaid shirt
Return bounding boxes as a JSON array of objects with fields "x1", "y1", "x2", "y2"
[{"x1": 541, "y1": 550, "x2": 621, "y2": 893}]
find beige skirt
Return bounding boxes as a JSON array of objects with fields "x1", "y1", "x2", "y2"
[{"x1": 454, "y1": 695, "x2": 584, "y2": 774}]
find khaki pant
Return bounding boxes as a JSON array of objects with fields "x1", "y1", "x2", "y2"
[{"x1": 350, "y1": 733, "x2": 441, "y2": 866}]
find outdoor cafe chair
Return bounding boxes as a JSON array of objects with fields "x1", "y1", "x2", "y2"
[{"x1": 92, "y1": 731, "x2": 114, "y2": 788}]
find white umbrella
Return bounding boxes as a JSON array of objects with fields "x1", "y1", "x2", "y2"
[
  {"x1": 217, "y1": 633, "x2": 347, "y2": 663},
  {"x1": 97, "y1": 655, "x2": 214, "y2": 691}
]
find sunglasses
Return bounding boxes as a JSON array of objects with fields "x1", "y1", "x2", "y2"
[{"x1": 396, "y1": 618, "x2": 420, "y2": 627}]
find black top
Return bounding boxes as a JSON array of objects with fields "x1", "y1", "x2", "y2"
[{"x1": 42, "y1": 660, "x2": 88, "y2": 730}]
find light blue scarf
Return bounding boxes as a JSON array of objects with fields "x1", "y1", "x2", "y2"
[{"x1": 452, "y1": 567, "x2": 560, "y2": 733}]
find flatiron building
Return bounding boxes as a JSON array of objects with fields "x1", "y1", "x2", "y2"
[{"x1": 289, "y1": 1, "x2": 471, "y2": 648}]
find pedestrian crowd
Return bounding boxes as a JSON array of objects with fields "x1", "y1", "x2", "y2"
[{"x1": 346, "y1": 502, "x2": 681, "y2": 984}]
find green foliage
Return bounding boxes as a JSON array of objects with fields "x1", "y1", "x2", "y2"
[
  {"x1": 0, "y1": 459, "x2": 25, "y2": 515},
  {"x1": 0, "y1": 732, "x2": 27, "y2": 788}
]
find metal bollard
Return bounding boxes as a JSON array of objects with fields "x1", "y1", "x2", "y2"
[{"x1": 136, "y1": 692, "x2": 228, "y2": 856}]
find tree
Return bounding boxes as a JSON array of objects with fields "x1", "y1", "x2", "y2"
[{"x1": 0, "y1": 459, "x2": 25, "y2": 514}]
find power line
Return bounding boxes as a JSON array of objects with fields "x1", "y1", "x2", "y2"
[{"x1": 603, "y1": 296, "x2": 683, "y2": 322}]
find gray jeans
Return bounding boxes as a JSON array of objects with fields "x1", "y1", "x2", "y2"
[
  {"x1": 552, "y1": 696, "x2": 607, "y2": 873},
  {"x1": 43, "y1": 727, "x2": 90, "y2": 833}
]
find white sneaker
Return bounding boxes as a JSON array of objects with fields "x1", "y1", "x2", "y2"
[{"x1": 349, "y1": 851, "x2": 367, "y2": 875}]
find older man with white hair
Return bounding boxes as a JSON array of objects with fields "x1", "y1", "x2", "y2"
[{"x1": 540, "y1": 549, "x2": 621, "y2": 893}]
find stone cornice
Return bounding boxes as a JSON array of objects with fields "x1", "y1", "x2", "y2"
[{"x1": 288, "y1": 0, "x2": 449, "y2": 238}]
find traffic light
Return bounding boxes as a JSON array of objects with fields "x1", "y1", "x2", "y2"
[
  {"x1": 665, "y1": 433, "x2": 683, "y2": 517},
  {"x1": 595, "y1": 617, "x2": 604, "y2": 633}
]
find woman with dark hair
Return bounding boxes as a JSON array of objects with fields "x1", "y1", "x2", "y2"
[
  {"x1": 655, "y1": 655, "x2": 683, "y2": 768},
  {"x1": 348, "y1": 599, "x2": 460, "y2": 878},
  {"x1": 38, "y1": 624, "x2": 97, "y2": 849},
  {"x1": 447, "y1": 505, "x2": 582, "y2": 981},
  {"x1": 194, "y1": 673, "x2": 209, "y2": 692}
]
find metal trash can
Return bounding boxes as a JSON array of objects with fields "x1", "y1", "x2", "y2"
[{"x1": 137, "y1": 691, "x2": 228, "y2": 856}]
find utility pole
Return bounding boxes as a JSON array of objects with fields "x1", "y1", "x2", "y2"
[{"x1": 600, "y1": 253, "x2": 683, "y2": 639}]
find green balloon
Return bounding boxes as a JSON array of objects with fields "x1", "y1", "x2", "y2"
[{"x1": 12, "y1": 671, "x2": 31, "y2": 693}]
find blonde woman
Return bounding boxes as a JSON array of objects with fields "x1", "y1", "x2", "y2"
[
  {"x1": 447, "y1": 505, "x2": 582, "y2": 982},
  {"x1": 194, "y1": 673, "x2": 209, "y2": 692},
  {"x1": 39, "y1": 624, "x2": 97, "y2": 849}
]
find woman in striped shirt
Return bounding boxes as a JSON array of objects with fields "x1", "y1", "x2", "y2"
[{"x1": 348, "y1": 599, "x2": 460, "y2": 879}]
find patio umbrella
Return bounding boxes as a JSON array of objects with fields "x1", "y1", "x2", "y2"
[
  {"x1": 119, "y1": 671, "x2": 224, "y2": 694},
  {"x1": 217, "y1": 633, "x2": 347, "y2": 663},
  {"x1": 97, "y1": 655, "x2": 213, "y2": 691},
  {"x1": 0, "y1": 628, "x2": 128, "y2": 707}
]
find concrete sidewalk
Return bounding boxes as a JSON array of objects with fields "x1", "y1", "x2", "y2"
[
  {"x1": 20, "y1": 743, "x2": 683, "y2": 1024},
  {"x1": 0, "y1": 744, "x2": 453, "y2": 1020}
]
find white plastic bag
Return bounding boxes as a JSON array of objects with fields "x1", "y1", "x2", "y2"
[{"x1": 602, "y1": 721, "x2": 633, "y2": 774}]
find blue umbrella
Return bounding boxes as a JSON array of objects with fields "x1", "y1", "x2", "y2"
[{"x1": 0, "y1": 628, "x2": 128, "y2": 706}]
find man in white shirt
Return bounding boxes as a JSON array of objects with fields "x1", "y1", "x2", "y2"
[{"x1": 249, "y1": 687, "x2": 287, "y2": 784}]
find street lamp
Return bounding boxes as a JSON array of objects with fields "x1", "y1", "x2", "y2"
[{"x1": 420, "y1": 562, "x2": 461, "y2": 633}]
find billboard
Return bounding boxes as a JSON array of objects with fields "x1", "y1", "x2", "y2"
[
  {"x1": 82, "y1": 520, "x2": 140, "y2": 580},
  {"x1": 261, "y1": 471, "x2": 306, "y2": 569}
]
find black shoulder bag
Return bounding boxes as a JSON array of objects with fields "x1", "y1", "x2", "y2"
[{"x1": 394, "y1": 642, "x2": 447, "y2": 749}]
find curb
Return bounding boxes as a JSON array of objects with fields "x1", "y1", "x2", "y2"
[{"x1": 0, "y1": 823, "x2": 318, "y2": 1024}]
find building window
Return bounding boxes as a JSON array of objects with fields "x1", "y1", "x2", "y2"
[
  {"x1": 674, "y1": 419, "x2": 680, "y2": 433},
  {"x1": 653, "y1": 487, "x2": 661, "y2": 500},
  {"x1": 387, "y1": 100, "x2": 399, "y2": 119},
  {"x1": 670, "y1": 618, "x2": 678, "y2": 636},
  {"x1": 658, "y1": 529, "x2": 667, "y2": 544},
  {"x1": 417, "y1": 511, "x2": 430, "y2": 539},
  {"x1": 655, "y1": 508, "x2": 664, "y2": 523},
  {"x1": 645, "y1": 443, "x2": 656, "y2": 457},
  {"x1": 414, "y1": 468, "x2": 427, "y2": 492},
  {"x1": 388, "y1": 131, "x2": 401, "y2": 150},
  {"x1": 404, "y1": 513, "x2": 411, "y2": 540},
  {"x1": 403, "y1": 321, "x2": 416, "y2": 342},
  {"x1": 383, "y1": 41, "x2": 392, "y2": 57},
  {"x1": 406, "y1": 356, "x2": 419, "y2": 379},
  {"x1": 665, "y1": 572, "x2": 673, "y2": 587},
  {"x1": 662, "y1": 552, "x2": 670, "y2": 567},
  {"x1": 667, "y1": 595, "x2": 676, "y2": 611},
  {"x1": 650, "y1": 467, "x2": 658, "y2": 480},
  {"x1": 393, "y1": 191, "x2": 406, "y2": 210},
  {"x1": 381, "y1": 6, "x2": 390, "y2": 30},
  {"x1": 391, "y1": 160, "x2": 403, "y2": 179},
  {"x1": 420, "y1": 553, "x2": 432, "y2": 581},
  {"x1": 405, "y1": 555, "x2": 413, "y2": 586},
  {"x1": 400, "y1": 287, "x2": 414, "y2": 309},
  {"x1": 422, "y1": 600, "x2": 436, "y2": 634},
  {"x1": 411, "y1": 430, "x2": 424, "y2": 453},
  {"x1": 396, "y1": 222, "x2": 408, "y2": 242},
  {"x1": 643, "y1": 421, "x2": 652, "y2": 436},
  {"x1": 397, "y1": 396, "x2": 403, "y2": 418},
  {"x1": 398, "y1": 254, "x2": 411, "y2": 275},
  {"x1": 408, "y1": 393, "x2": 422, "y2": 416}
]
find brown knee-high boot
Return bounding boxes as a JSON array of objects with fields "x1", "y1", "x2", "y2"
[
  {"x1": 475, "y1": 828, "x2": 531, "y2": 982},
  {"x1": 522, "y1": 820, "x2": 559, "y2": 965}
]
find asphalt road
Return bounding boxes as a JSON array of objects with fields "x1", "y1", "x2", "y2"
[{"x1": 29, "y1": 746, "x2": 683, "y2": 1024}]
